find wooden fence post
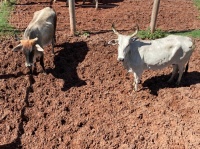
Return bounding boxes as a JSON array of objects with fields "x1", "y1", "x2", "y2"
[
  {"x1": 150, "y1": 0, "x2": 160, "y2": 33},
  {"x1": 68, "y1": 0, "x2": 76, "y2": 36}
]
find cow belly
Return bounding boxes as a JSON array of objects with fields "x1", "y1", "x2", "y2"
[
  {"x1": 143, "y1": 46, "x2": 184, "y2": 70},
  {"x1": 145, "y1": 61, "x2": 173, "y2": 70}
]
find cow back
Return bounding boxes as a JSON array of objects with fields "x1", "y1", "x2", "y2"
[
  {"x1": 128, "y1": 35, "x2": 194, "y2": 70},
  {"x1": 24, "y1": 7, "x2": 56, "y2": 47}
]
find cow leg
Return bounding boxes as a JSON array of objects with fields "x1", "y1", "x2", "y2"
[
  {"x1": 28, "y1": 66, "x2": 33, "y2": 75},
  {"x1": 133, "y1": 71, "x2": 142, "y2": 91},
  {"x1": 168, "y1": 64, "x2": 178, "y2": 83},
  {"x1": 176, "y1": 64, "x2": 184, "y2": 85},
  {"x1": 40, "y1": 54, "x2": 46, "y2": 74},
  {"x1": 33, "y1": 63, "x2": 37, "y2": 74}
]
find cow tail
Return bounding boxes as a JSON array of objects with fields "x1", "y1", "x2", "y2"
[{"x1": 185, "y1": 38, "x2": 195, "y2": 74}]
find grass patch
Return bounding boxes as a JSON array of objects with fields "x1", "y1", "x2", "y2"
[
  {"x1": 170, "y1": 30, "x2": 200, "y2": 38},
  {"x1": 0, "y1": 0, "x2": 19, "y2": 37},
  {"x1": 75, "y1": 30, "x2": 91, "y2": 38},
  {"x1": 138, "y1": 28, "x2": 166, "y2": 40},
  {"x1": 138, "y1": 29, "x2": 200, "y2": 39},
  {"x1": 193, "y1": 0, "x2": 200, "y2": 10}
]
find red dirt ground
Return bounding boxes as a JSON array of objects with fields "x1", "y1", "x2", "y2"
[{"x1": 0, "y1": 0, "x2": 200, "y2": 148}]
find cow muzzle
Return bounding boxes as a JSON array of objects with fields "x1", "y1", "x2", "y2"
[
  {"x1": 25, "y1": 62, "x2": 33, "y2": 67},
  {"x1": 117, "y1": 58, "x2": 124, "y2": 62}
]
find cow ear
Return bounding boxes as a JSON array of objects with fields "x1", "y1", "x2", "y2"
[
  {"x1": 108, "y1": 39, "x2": 118, "y2": 45},
  {"x1": 35, "y1": 44, "x2": 44, "y2": 52},
  {"x1": 12, "y1": 44, "x2": 23, "y2": 52}
]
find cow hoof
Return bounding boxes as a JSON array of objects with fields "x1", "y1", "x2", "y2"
[
  {"x1": 167, "y1": 79, "x2": 173, "y2": 83},
  {"x1": 176, "y1": 81, "x2": 180, "y2": 86}
]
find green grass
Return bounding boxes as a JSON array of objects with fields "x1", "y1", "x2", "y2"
[
  {"x1": 75, "y1": 30, "x2": 91, "y2": 38},
  {"x1": 138, "y1": 28, "x2": 166, "y2": 40},
  {"x1": 0, "y1": 0, "x2": 19, "y2": 37},
  {"x1": 193, "y1": 0, "x2": 200, "y2": 10},
  {"x1": 138, "y1": 29, "x2": 200, "y2": 40},
  {"x1": 170, "y1": 30, "x2": 200, "y2": 38}
]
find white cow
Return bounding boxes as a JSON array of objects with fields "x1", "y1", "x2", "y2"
[
  {"x1": 108, "y1": 24, "x2": 195, "y2": 91},
  {"x1": 12, "y1": 7, "x2": 57, "y2": 74}
]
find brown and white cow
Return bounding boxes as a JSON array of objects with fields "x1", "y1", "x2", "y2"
[{"x1": 12, "y1": 7, "x2": 57, "y2": 74}]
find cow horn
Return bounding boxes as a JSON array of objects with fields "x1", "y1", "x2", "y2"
[
  {"x1": 130, "y1": 24, "x2": 139, "y2": 37},
  {"x1": 112, "y1": 23, "x2": 119, "y2": 35},
  {"x1": 33, "y1": 37, "x2": 38, "y2": 42},
  {"x1": 30, "y1": 37, "x2": 38, "y2": 45},
  {"x1": 31, "y1": 37, "x2": 38, "y2": 44}
]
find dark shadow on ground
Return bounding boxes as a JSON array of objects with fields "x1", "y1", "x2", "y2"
[
  {"x1": 0, "y1": 75, "x2": 34, "y2": 149},
  {"x1": 142, "y1": 71, "x2": 200, "y2": 96},
  {"x1": 57, "y1": 0, "x2": 124, "y2": 9},
  {"x1": 79, "y1": 3, "x2": 119, "y2": 9},
  {"x1": 168, "y1": 29, "x2": 197, "y2": 34},
  {"x1": 88, "y1": 29, "x2": 136, "y2": 35},
  {"x1": 0, "y1": 72, "x2": 26, "y2": 80},
  {"x1": 15, "y1": 1, "x2": 52, "y2": 6},
  {"x1": 48, "y1": 41, "x2": 89, "y2": 91}
]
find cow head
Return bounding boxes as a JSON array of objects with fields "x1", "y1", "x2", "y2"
[
  {"x1": 108, "y1": 24, "x2": 138, "y2": 61},
  {"x1": 12, "y1": 37, "x2": 44, "y2": 67}
]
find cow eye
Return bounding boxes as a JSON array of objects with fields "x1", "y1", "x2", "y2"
[{"x1": 108, "y1": 39, "x2": 118, "y2": 45}]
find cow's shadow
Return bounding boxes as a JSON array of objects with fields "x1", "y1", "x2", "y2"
[
  {"x1": 48, "y1": 41, "x2": 89, "y2": 91},
  {"x1": 142, "y1": 71, "x2": 200, "y2": 95}
]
